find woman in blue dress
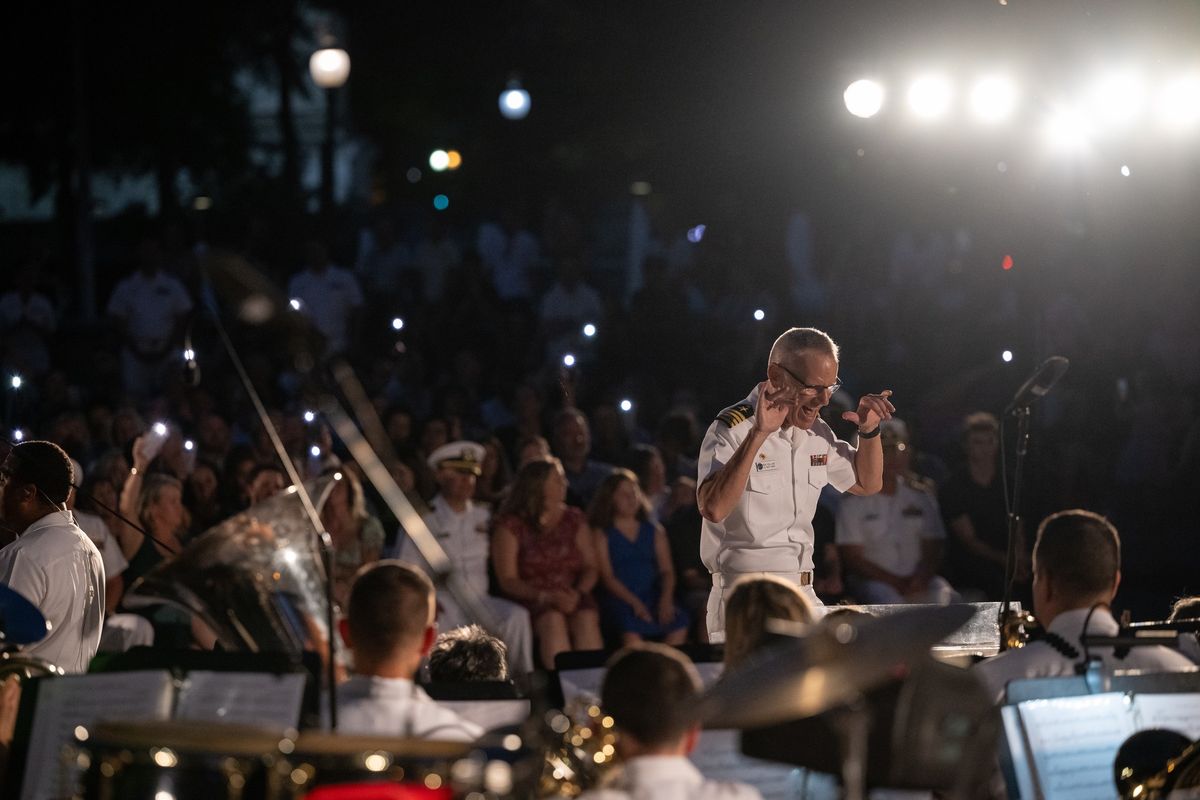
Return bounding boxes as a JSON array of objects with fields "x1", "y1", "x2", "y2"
[{"x1": 588, "y1": 469, "x2": 689, "y2": 645}]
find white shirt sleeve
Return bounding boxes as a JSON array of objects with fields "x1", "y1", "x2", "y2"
[
  {"x1": 825, "y1": 431, "x2": 858, "y2": 494},
  {"x1": 697, "y1": 421, "x2": 743, "y2": 486}
]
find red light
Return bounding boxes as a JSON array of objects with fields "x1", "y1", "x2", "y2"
[{"x1": 1001, "y1": 254, "x2": 1014, "y2": 271}]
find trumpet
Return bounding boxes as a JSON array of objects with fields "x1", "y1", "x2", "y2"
[{"x1": 999, "y1": 607, "x2": 1041, "y2": 650}]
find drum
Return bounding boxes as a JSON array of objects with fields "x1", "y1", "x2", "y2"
[
  {"x1": 276, "y1": 733, "x2": 471, "y2": 799},
  {"x1": 77, "y1": 720, "x2": 290, "y2": 800}
]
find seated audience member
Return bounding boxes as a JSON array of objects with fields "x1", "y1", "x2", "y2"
[
  {"x1": 589, "y1": 470, "x2": 689, "y2": 646},
  {"x1": 974, "y1": 510, "x2": 1195, "y2": 703},
  {"x1": 835, "y1": 420, "x2": 956, "y2": 605},
  {"x1": 394, "y1": 441, "x2": 533, "y2": 673},
  {"x1": 0, "y1": 441, "x2": 105, "y2": 673},
  {"x1": 580, "y1": 643, "x2": 761, "y2": 800},
  {"x1": 336, "y1": 560, "x2": 482, "y2": 741},
  {"x1": 515, "y1": 434, "x2": 552, "y2": 469},
  {"x1": 245, "y1": 463, "x2": 287, "y2": 506},
  {"x1": 939, "y1": 412, "x2": 1023, "y2": 601},
  {"x1": 493, "y1": 458, "x2": 603, "y2": 670},
  {"x1": 723, "y1": 575, "x2": 817, "y2": 670},
  {"x1": 1169, "y1": 595, "x2": 1200, "y2": 665},
  {"x1": 428, "y1": 624, "x2": 509, "y2": 683},
  {"x1": 322, "y1": 468, "x2": 385, "y2": 607},
  {"x1": 552, "y1": 409, "x2": 614, "y2": 507}
]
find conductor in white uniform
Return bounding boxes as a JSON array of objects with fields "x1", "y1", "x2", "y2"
[{"x1": 697, "y1": 327, "x2": 894, "y2": 640}]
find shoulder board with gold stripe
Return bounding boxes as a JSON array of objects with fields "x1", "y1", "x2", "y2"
[{"x1": 716, "y1": 402, "x2": 754, "y2": 428}]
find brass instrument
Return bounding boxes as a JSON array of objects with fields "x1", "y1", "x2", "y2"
[
  {"x1": 125, "y1": 475, "x2": 340, "y2": 656},
  {"x1": 0, "y1": 650, "x2": 64, "y2": 680},
  {"x1": 1000, "y1": 607, "x2": 1041, "y2": 650},
  {"x1": 538, "y1": 702, "x2": 620, "y2": 798}
]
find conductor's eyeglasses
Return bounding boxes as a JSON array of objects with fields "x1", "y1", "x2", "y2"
[{"x1": 774, "y1": 363, "x2": 842, "y2": 396}]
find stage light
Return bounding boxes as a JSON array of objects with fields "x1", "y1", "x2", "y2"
[
  {"x1": 563, "y1": 353, "x2": 576, "y2": 367},
  {"x1": 1043, "y1": 107, "x2": 1091, "y2": 151},
  {"x1": 446, "y1": 150, "x2": 462, "y2": 170},
  {"x1": 619, "y1": 399, "x2": 633, "y2": 412},
  {"x1": 12, "y1": 429, "x2": 24, "y2": 442},
  {"x1": 391, "y1": 317, "x2": 405, "y2": 331},
  {"x1": 289, "y1": 298, "x2": 302, "y2": 311},
  {"x1": 499, "y1": 79, "x2": 531, "y2": 120},
  {"x1": 1002, "y1": 350, "x2": 1014, "y2": 363},
  {"x1": 310, "y1": 445, "x2": 322, "y2": 458},
  {"x1": 184, "y1": 439, "x2": 195, "y2": 452},
  {"x1": 969, "y1": 75, "x2": 1018, "y2": 123},
  {"x1": 1088, "y1": 70, "x2": 1145, "y2": 130},
  {"x1": 1158, "y1": 74, "x2": 1200, "y2": 129},
  {"x1": 687, "y1": 224, "x2": 707, "y2": 243},
  {"x1": 433, "y1": 194, "x2": 450, "y2": 211},
  {"x1": 907, "y1": 75, "x2": 952, "y2": 120},
  {"x1": 753, "y1": 309, "x2": 766, "y2": 321},
  {"x1": 303, "y1": 410, "x2": 316, "y2": 423},
  {"x1": 582, "y1": 323, "x2": 597, "y2": 338},
  {"x1": 1121, "y1": 164, "x2": 1131, "y2": 177},
  {"x1": 429, "y1": 150, "x2": 450, "y2": 172},
  {"x1": 9, "y1": 375, "x2": 22, "y2": 390},
  {"x1": 844, "y1": 79, "x2": 885, "y2": 119}
]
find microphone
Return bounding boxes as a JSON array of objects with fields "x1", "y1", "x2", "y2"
[{"x1": 1005, "y1": 356, "x2": 1069, "y2": 413}]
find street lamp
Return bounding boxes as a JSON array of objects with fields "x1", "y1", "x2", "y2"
[{"x1": 309, "y1": 45, "x2": 350, "y2": 214}]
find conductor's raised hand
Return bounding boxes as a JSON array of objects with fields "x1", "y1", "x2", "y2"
[
  {"x1": 753, "y1": 379, "x2": 793, "y2": 435},
  {"x1": 842, "y1": 390, "x2": 895, "y2": 433}
]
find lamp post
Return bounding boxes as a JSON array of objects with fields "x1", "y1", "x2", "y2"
[{"x1": 309, "y1": 46, "x2": 350, "y2": 214}]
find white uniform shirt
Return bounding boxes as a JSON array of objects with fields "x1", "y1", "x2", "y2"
[
  {"x1": 105, "y1": 270, "x2": 192, "y2": 353},
  {"x1": 397, "y1": 496, "x2": 491, "y2": 597},
  {"x1": 335, "y1": 675, "x2": 483, "y2": 741},
  {"x1": 0, "y1": 511, "x2": 105, "y2": 673},
  {"x1": 834, "y1": 475, "x2": 945, "y2": 577},
  {"x1": 73, "y1": 509, "x2": 129, "y2": 580},
  {"x1": 580, "y1": 755, "x2": 762, "y2": 800},
  {"x1": 974, "y1": 606, "x2": 1197, "y2": 703},
  {"x1": 286, "y1": 266, "x2": 364, "y2": 355},
  {"x1": 697, "y1": 387, "x2": 857, "y2": 575}
]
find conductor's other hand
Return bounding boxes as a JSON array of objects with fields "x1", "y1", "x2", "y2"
[{"x1": 842, "y1": 390, "x2": 896, "y2": 433}]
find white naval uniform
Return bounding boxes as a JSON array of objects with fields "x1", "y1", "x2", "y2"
[
  {"x1": 0, "y1": 510, "x2": 105, "y2": 673},
  {"x1": 579, "y1": 755, "x2": 762, "y2": 800},
  {"x1": 393, "y1": 495, "x2": 534, "y2": 673},
  {"x1": 698, "y1": 386, "x2": 857, "y2": 640},
  {"x1": 334, "y1": 675, "x2": 483, "y2": 741},
  {"x1": 974, "y1": 606, "x2": 1197, "y2": 704},
  {"x1": 834, "y1": 474, "x2": 956, "y2": 605}
]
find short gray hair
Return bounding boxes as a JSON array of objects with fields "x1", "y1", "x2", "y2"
[{"x1": 768, "y1": 327, "x2": 839, "y2": 366}]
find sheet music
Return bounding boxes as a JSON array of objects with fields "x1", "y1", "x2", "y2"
[
  {"x1": 1131, "y1": 693, "x2": 1200, "y2": 739},
  {"x1": 1016, "y1": 694, "x2": 1136, "y2": 800},
  {"x1": 692, "y1": 729, "x2": 804, "y2": 800},
  {"x1": 21, "y1": 670, "x2": 174, "y2": 800},
  {"x1": 174, "y1": 670, "x2": 306, "y2": 729},
  {"x1": 442, "y1": 699, "x2": 530, "y2": 731}
]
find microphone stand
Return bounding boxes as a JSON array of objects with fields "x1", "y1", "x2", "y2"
[{"x1": 999, "y1": 406, "x2": 1031, "y2": 650}]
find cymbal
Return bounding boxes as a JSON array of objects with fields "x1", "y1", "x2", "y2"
[
  {"x1": 701, "y1": 604, "x2": 975, "y2": 729},
  {"x1": 0, "y1": 581, "x2": 48, "y2": 646}
]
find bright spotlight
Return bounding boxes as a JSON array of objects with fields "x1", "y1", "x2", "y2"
[
  {"x1": 753, "y1": 308, "x2": 766, "y2": 321},
  {"x1": 303, "y1": 410, "x2": 316, "y2": 423},
  {"x1": 562, "y1": 353, "x2": 576, "y2": 368},
  {"x1": 391, "y1": 317, "x2": 405, "y2": 331},
  {"x1": 12, "y1": 429, "x2": 24, "y2": 442},
  {"x1": 619, "y1": 399, "x2": 633, "y2": 413},
  {"x1": 1044, "y1": 107, "x2": 1091, "y2": 151},
  {"x1": 289, "y1": 298, "x2": 302, "y2": 311},
  {"x1": 969, "y1": 75, "x2": 1018, "y2": 123},
  {"x1": 9, "y1": 375, "x2": 22, "y2": 390},
  {"x1": 844, "y1": 79, "x2": 885, "y2": 119},
  {"x1": 1089, "y1": 71, "x2": 1145, "y2": 129},
  {"x1": 907, "y1": 75, "x2": 952, "y2": 120},
  {"x1": 310, "y1": 445, "x2": 322, "y2": 458},
  {"x1": 582, "y1": 323, "x2": 597, "y2": 338},
  {"x1": 184, "y1": 439, "x2": 195, "y2": 452},
  {"x1": 429, "y1": 150, "x2": 450, "y2": 172},
  {"x1": 1158, "y1": 74, "x2": 1200, "y2": 129},
  {"x1": 499, "y1": 80, "x2": 531, "y2": 120},
  {"x1": 1002, "y1": 350, "x2": 1013, "y2": 363}
]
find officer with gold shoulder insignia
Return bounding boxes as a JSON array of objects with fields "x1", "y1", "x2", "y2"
[{"x1": 696, "y1": 327, "x2": 895, "y2": 641}]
